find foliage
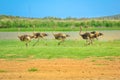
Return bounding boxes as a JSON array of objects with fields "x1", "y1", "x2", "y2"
[{"x1": 0, "y1": 15, "x2": 120, "y2": 31}]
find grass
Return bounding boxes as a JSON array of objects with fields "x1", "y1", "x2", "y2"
[
  {"x1": 0, "y1": 39, "x2": 120, "y2": 59},
  {"x1": 0, "y1": 27, "x2": 120, "y2": 32},
  {"x1": 28, "y1": 68, "x2": 38, "y2": 72},
  {"x1": 0, "y1": 70, "x2": 7, "y2": 73}
]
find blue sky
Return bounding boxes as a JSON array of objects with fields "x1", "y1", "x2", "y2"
[{"x1": 0, "y1": 0, "x2": 120, "y2": 18}]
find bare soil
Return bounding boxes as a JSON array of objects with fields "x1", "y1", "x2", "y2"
[{"x1": 0, "y1": 57, "x2": 120, "y2": 80}]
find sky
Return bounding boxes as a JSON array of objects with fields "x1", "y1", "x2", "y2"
[{"x1": 0, "y1": 0, "x2": 120, "y2": 18}]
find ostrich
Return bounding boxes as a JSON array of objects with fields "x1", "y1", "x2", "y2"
[
  {"x1": 32, "y1": 32, "x2": 48, "y2": 46},
  {"x1": 18, "y1": 34, "x2": 34, "y2": 47},
  {"x1": 90, "y1": 31, "x2": 103, "y2": 40},
  {"x1": 79, "y1": 26, "x2": 103, "y2": 45},
  {"x1": 17, "y1": 28, "x2": 34, "y2": 47},
  {"x1": 53, "y1": 33, "x2": 70, "y2": 45},
  {"x1": 32, "y1": 26, "x2": 48, "y2": 46},
  {"x1": 79, "y1": 26, "x2": 94, "y2": 45}
]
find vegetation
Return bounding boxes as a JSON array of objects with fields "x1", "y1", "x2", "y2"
[
  {"x1": 0, "y1": 27, "x2": 120, "y2": 32},
  {"x1": 0, "y1": 40, "x2": 120, "y2": 59},
  {"x1": 0, "y1": 70, "x2": 7, "y2": 73},
  {"x1": 0, "y1": 15, "x2": 120, "y2": 31},
  {"x1": 28, "y1": 68, "x2": 38, "y2": 72}
]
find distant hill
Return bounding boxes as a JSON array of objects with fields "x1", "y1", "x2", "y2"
[
  {"x1": 96, "y1": 14, "x2": 120, "y2": 20},
  {"x1": 0, "y1": 15, "x2": 20, "y2": 19},
  {"x1": 0, "y1": 14, "x2": 120, "y2": 20}
]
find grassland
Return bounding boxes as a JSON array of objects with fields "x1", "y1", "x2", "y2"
[
  {"x1": 0, "y1": 27, "x2": 120, "y2": 32},
  {"x1": 0, "y1": 39, "x2": 120, "y2": 59}
]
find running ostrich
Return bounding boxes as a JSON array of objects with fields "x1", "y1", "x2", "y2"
[
  {"x1": 17, "y1": 28, "x2": 34, "y2": 46},
  {"x1": 90, "y1": 31, "x2": 103, "y2": 40},
  {"x1": 18, "y1": 33, "x2": 34, "y2": 47},
  {"x1": 32, "y1": 25, "x2": 48, "y2": 46},
  {"x1": 79, "y1": 26, "x2": 103, "y2": 45},
  {"x1": 79, "y1": 26, "x2": 94, "y2": 45},
  {"x1": 53, "y1": 33, "x2": 70, "y2": 45},
  {"x1": 32, "y1": 32, "x2": 48, "y2": 46}
]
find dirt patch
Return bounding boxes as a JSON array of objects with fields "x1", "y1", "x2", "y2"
[{"x1": 0, "y1": 57, "x2": 120, "y2": 80}]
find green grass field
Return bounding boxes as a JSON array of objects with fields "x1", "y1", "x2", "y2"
[
  {"x1": 0, "y1": 39, "x2": 120, "y2": 59},
  {"x1": 0, "y1": 27, "x2": 120, "y2": 32}
]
